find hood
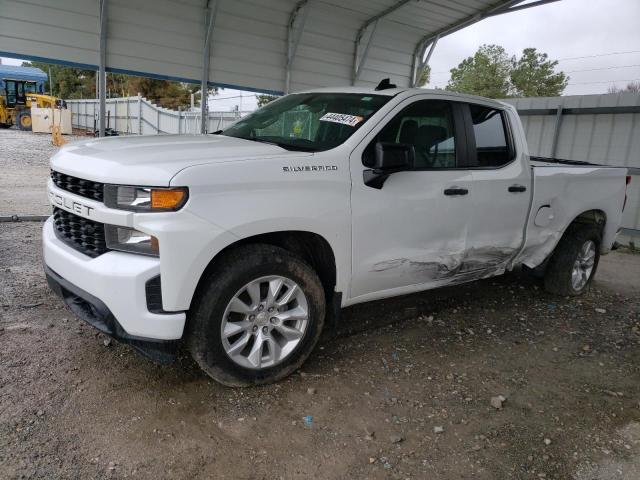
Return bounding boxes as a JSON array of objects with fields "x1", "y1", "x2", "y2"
[{"x1": 50, "y1": 134, "x2": 309, "y2": 185}]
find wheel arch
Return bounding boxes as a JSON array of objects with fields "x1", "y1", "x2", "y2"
[{"x1": 191, "y1": 230, "x2": 338, "y2": 310}]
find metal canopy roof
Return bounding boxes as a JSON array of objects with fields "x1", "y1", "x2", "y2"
[{"x1": 0, "y1": 0, "x2": 558, "y2": 95}]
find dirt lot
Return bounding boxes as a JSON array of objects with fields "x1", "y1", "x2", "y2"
[
  {"x1": 0, "y1": 129, "x2": 84, "y2": 217},
  {"x1": 1, "y1": 219, "x2": 639, "y2": 479}
]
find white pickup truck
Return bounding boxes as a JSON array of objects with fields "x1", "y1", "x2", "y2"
[{"x1": 43, "y1": 83, "x2": 630, "y2": 386}]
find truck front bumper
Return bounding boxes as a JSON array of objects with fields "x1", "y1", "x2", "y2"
[{"x1": 42, "y1": 217, "x2": 186, "y2": 361}]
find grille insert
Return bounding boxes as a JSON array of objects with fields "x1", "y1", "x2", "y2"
[
  {"x1": 52, "y1": 207, "x2": 107, "y2": 257},
  {"x1": 51, "y1": 170, "x2": 104, "y2": 202}
]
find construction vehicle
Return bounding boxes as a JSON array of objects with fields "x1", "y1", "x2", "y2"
[{"x1": 0, "y1": 78, "x2": 67, "y2": 130}]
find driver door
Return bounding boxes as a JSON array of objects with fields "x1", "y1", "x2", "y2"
[{"x1": 349, "y1": 98, "x2": 474, "y2": 301}]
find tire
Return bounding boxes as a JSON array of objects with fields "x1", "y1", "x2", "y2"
[
  {"x1": 187, "y1": 244, "x2": 326, "y2": 386},
  {"x1": 18, "y1": 112, "x2": 32, "y2": 131},
  {"x1": 544, "y1": 224, "x2": 601, "y2": 296}
]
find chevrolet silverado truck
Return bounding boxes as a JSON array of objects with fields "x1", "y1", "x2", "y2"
[{"x1": 44, "y1": 83, "x2": 630, "y2": 386}]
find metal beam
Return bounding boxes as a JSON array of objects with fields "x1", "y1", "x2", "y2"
[
  {"x1": 409, "y1": 0, "x2": 562, "y2": 85},
  {"x1": 352, "y1": 20, "x2": 379, "y2": 84},
  {"x1": 201, "y1": 0, "x2": 218, "y2": 134},
  {"x1": 550, "y1": 104, "x2": 564, "y2": 157},
  {"x1": 353, "y1": 0, "x2": 414, "y2": 85},
  {"x1": 98, "y1": 0, "x2": 107, "y2": 137},
  {"x1": 492, "y1": 0, "x2": 562, "y2": 15},
  {"x1": 517, "y1": 105, "x2": 640, "y2": 116},
  {"x1": 285, "y1": 0, "x2": 310, "y2": 94},
  {"x1": 411, "y1": 34, "x2": 438, "y2": 87}
]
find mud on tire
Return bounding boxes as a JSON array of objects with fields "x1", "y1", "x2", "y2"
[{"x1": 187, "y1": 244, "x2": 325, "y2": 387}]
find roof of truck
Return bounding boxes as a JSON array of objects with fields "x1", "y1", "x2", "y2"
[{"x1": 295, "y1": 85, "x2": 511, "y2": 110}]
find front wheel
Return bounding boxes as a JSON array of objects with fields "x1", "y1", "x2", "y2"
[
  {"x1": 187, "y1": 244, "x2": 326, "y2": 386},
  {"x1": 544, "y1": 225, "x2": 601, "y2": 296},
  {"x1": 18, "y1": 112, "x2": 32, "y2": 131}
]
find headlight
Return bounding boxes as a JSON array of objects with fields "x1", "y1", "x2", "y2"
[
  {"x1": 105, "y1": 225, "x2": 159, "y2": 257},
  {"x1": 104, "y1": 185, "x2": 188, "y2": 212}
]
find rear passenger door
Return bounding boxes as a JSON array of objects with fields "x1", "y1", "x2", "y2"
[{"x1": 463, "y1": 103, "x2": 531, "y2": 272}]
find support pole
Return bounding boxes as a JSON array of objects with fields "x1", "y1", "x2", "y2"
[
  {"x1": 352, "y1": 20, "x2": 378, "y2": 85},
  {"x1": 353, "y1": 0, "x2": 413, "y2": 86},
  {"x1": 201, "y1": 0, "x2": 218, "y2": 134},
  {"x1": 98, "y1": 0, "x2": 108, "y2": 137},
  {"x1": 285, "y1": 0, "x2": 310, "y2": 94},
  {"x1": 411, "y1": 35, "x2": 438, "y2": 87},
  {"x1": 550, "y1": 104, "x2": 564, "y2": 158}
]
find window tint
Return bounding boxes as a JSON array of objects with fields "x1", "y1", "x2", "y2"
[
  {"x1": 469, "y1": 105, "x2": 511, "y2": 167},
  {"x1": 370, "y1": 101, "x2": 457, "y2": 169}
]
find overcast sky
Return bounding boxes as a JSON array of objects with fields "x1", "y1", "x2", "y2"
[
  {"x1": 2, "y1": 0, "x2": 639, "y2": 109},
  {"x1": 426, "y1": 0, "x2": 640, "y2": 95}
]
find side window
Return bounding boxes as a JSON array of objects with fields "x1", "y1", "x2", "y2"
[
  {"x1": 469, "y1": 105, "x2": 511, "y2": 167},
  {"x1": 365, "y1": 100, "x2": 458, "y2": 169}
]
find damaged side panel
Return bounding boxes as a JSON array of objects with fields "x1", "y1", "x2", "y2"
[
  {"x1": 514, "y1": 165, "x2": 626, "y2": 269},
  {"x1": 370, "y1": 246, "x2": 515, "y2": 288}
]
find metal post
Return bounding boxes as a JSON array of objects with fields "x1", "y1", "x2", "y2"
[
  {"x1": 353, "y1": 0, "x2": 413, "y2": 86},
  {"x1": 156, "y1": 106, "x2": 160, "y2": 134},
  {"x1": 550, "y1": 104, "x2": 564, "y2": 158},
  {"x1": 137, "y1": 93, "x2": 143, "y2": 135},
  {"x1": 352, "y1": 20, "x2": 378, "y2": 85},
  {"x1": 411, "y1": 35, "x2": 439, "y2": 87},
  {"x1": 201, "y1": 0, "x2": 218, "y2": 134},
  {"x1": 285, "y1": 0, "x2": 310, "y2": 94},
  {"x1": 98, "y1": 0, "x2": 108, "y2": 137},
  {"x1": 178, "y1": 107, "x2": 182, "y2": 134}
]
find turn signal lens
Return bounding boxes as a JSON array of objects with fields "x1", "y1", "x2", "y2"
[
  {"x1": 151, "y1": 188, "x2": 187, "y2": 210},
  {"x1": 105, "y1": 185, "x2": 188, "y2": 212}
]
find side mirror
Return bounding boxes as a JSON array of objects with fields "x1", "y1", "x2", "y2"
[
  {"x1": 374, "y1": 142, "x2": 414, "y2": 170},
  {"x1": 364, "y1": 142, "x2": 414, "y2": 189}
]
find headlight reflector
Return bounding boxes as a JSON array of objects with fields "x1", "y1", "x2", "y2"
[
  {"x1": 105, "y1": 225, "x2": 159, "y2": 257},
  {"x1": 105, "y1": 185, "x2": 188, "y2": 212}
]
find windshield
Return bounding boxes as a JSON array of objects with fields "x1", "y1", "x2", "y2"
[{"x1": 222, "y1": 93, "x2": 391, "y2": 152}]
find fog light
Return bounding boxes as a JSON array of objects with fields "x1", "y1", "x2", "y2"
[{"x1": 105, "y1": 225, "x2": 159, "y2": 257}]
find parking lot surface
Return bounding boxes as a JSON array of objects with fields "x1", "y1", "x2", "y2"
[
  {"x1": 1, "y1": 218, "x2": 639, "y2": 479},
  {"x1": 0, "y1": 129, "x2": 84, "y2": 217}
]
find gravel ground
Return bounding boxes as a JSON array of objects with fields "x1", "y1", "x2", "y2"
[
  {"x1": 1, "y1": 220, "x2": 639, "y2": 479},
  {"x1": 0, "y1": 128, "x2": 85, "y2": 217}
]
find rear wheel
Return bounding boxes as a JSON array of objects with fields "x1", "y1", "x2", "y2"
[
  {"x1": 188, "y1": 244, "x2": 326, "y2": 386},
  {"x1": 18, "y1": 112, "x2": 32, "y2": 131},
  {"x1": 544, "y1": 225, "x2": 601, "y2": 296}
]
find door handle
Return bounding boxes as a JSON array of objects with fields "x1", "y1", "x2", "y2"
[
  {"x1": 443, "y1": 187, "x2": 469, "y2": 196},
  {"x1": 508, "y1": 185, "x2": 527, "y2": 193}
]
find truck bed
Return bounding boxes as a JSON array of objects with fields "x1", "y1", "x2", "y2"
[{"x1": 515, "y1": 160, "x2": 628, "y2": 268}]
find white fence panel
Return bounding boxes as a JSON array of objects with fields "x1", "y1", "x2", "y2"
[{"x1": 66, "y1": 95, "x2": 248, "y2": 136}]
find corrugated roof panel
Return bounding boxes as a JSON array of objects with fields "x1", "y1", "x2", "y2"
[{"x1": 1, "y1": 0, "x2": 520, "y2": 92}]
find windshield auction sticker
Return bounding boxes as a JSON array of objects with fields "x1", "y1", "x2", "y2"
[{"x1": 319, "y1": 113, "x2": 364, "y2": 127}]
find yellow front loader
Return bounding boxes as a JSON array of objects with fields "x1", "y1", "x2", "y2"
[{"x1": 0, "y1": 79, "x2": 67, "y2": 131}]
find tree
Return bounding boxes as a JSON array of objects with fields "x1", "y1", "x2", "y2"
[
  {"x1": 445, "y1": 45, "x2": 567, "y2": 98},
  {"x1": 510, "y1": 48, "x2": 568, "y2": 97},
  {"x1": 256, "y1": 94, "x2": 278, "y2": 107},
  {"x1": 607, "y1": 81, "x2": 640, "y2": 94},
  {"x1": 21, "y1": 61, "x2": 205, "y2": 109},
  {"x1": 415, "y1": 65, "x2": 431, "y2": 88},
  {"x1": 22, "y1": 61, "x2": 96, "y2": 99},
  {"x1": 446, "y1": 45, "x2": 513, "y2": 98}
]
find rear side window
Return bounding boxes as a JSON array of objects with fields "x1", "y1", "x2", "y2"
[{"x1": 469, "y1": 105, "x2": 511, "y2": 167}]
